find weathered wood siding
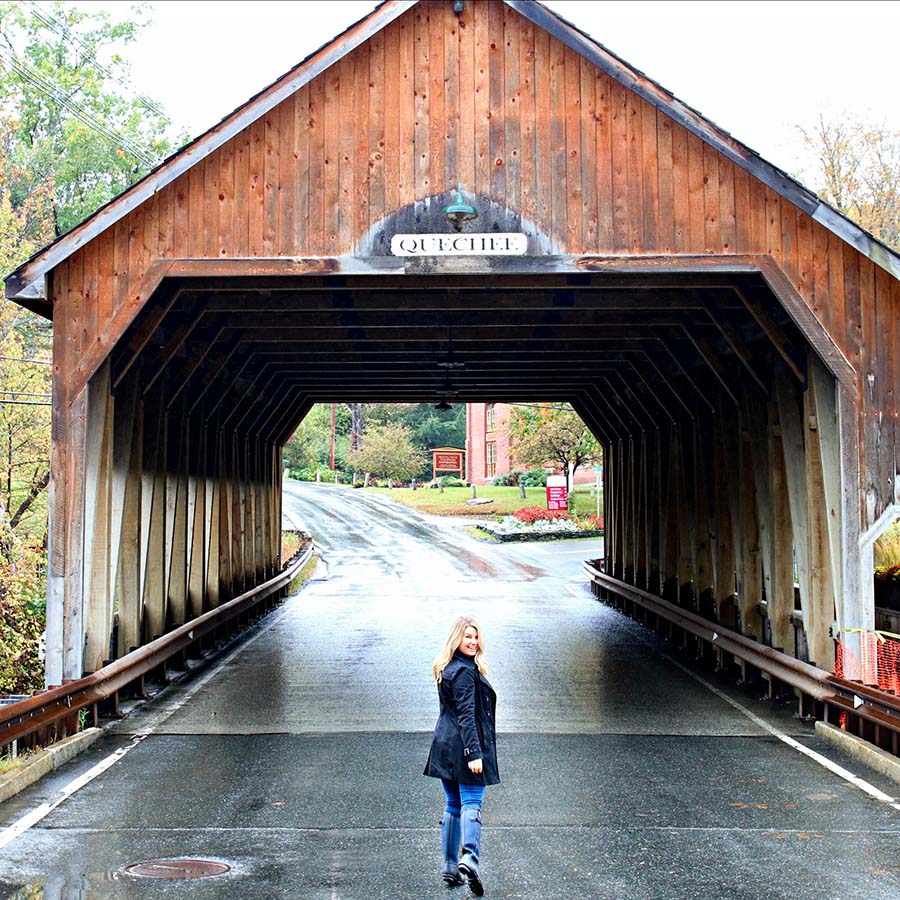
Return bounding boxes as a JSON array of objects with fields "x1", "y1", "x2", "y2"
[{"x1": 50, "y1": 0, "x2": 899, "y2": 525}]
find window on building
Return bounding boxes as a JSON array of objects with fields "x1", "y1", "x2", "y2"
[
  {"x1": 485, "y1": 403, "x2": 496, "y2": 432},
  {"x1": 486, "y1": 441, "x2": 497, "y2": 478}
]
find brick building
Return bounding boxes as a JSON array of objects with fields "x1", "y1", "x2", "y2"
[{"x1": 465, "y1": 403, "x2": 595, "y2": 486}]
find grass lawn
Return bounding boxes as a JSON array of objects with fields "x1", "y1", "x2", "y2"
[{"x1": 367, "y1": 484, "x2": 602, "y2": 518}]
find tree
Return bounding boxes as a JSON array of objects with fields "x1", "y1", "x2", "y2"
[
  {"x1": 0, "y1": 1, "x2": 184, "y2": 238},
  {"x1": 509, "y1": 404, "x2": 601, "y2": 490},
  {"x1": 348, "y1": 422, "x2": 424, "y2": 485},
  {"x1": 284, "y1": 402, "x2": 466, "y2": 481},
  {"x1": 798, "y1": 113, "x2": 900, "y2": 251}
]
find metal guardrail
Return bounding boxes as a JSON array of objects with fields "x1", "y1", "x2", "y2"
[
  {"x1": 0, "y1": 543, "x2": 314, "y2": 752},
  {"x1": 583, "y1": 561, "x2": 900, "y2": 756}
]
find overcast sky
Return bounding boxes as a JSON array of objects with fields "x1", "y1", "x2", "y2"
[{"x1": 74, "y1": 0, "x2": 900, "y2": 183}]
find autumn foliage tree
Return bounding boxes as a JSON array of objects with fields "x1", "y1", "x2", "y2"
[
  {"x1": 799, "y1": 113, "x2": 900, "y2": 251},
  {"x1": 509, "y1": 404, "x2": 601, "y2": 490}
]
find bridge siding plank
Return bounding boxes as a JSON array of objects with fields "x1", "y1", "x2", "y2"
[
  {"x1": 518, "y1": 16, "x2": 536, "y2": 232},
  {"x1": 503, "y1": 6, "x2": 521, "y2": 227},
  {"x1": 369, "y1": 31, "x2": 385, "y2": 236}
]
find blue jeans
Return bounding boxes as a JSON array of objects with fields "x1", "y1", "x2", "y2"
[{"x1": 442, "y1": 778, "x2": 486, "y2": 815}]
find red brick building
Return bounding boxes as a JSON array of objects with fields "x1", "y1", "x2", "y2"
[{"x1": 465, "y1": 403, "x2": 595, "y2": 486}]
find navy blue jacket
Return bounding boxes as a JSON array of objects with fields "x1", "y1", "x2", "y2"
[{"x1": 423, "y1": 651, "x2": 499, "y2": 785}]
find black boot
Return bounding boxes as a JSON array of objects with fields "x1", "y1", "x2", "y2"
[
  {"x1": 441, "y1": 812, "x2": 465, "y2": 886},
  {"x1": 457, "y1": 808, "x2": 484, "y2": 896}
]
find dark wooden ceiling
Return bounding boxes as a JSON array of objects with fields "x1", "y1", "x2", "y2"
[{"x1": 113, "y1": 269, "x2": 808, "y2": 445}]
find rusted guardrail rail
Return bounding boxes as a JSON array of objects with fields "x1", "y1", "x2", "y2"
[
  {"x1": 583, "y1": 561, "x2": 900, "y2": 757},
  {"x1": 1, "y1": 543, "x2": 314, "y2": 753}
]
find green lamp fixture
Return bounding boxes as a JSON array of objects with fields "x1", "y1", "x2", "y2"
[{"x1": 442, "y1": 183, "x2": 478, "y2": 231}]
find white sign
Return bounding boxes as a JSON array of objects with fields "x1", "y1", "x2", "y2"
[{"x1": 390, "y1": 232, "x2": 527, "y2": 257}]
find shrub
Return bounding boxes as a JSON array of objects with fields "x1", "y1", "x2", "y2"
[
  {"x1": 0, "y1": 527, "x2": 46, "y2": 694},
  {"x1": 875, "y1": 564, "x2": 900, "y2": 584},
  {"x1": 433, "y1": 475, "x2": 466, "y2": 488},
  {"x1": 293, "y1": 466, "x2": 346, "y2": 484},
  {"x1": 874, "y1": 520, "x2": 900, "y2": 569},
  {"x1": 492, "y1": 468, "x2": 548, "y2": 487},
  {"x1": 513, "y1": 506, "x2": 571, "y2": 524},
  {"x1": 579, "y1": 514, "x2": 605, "y2": 531}
]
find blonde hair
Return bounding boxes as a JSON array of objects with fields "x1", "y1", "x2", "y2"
[{"x1": 432, "y1": 615, "x2": 488, "y2": 683}]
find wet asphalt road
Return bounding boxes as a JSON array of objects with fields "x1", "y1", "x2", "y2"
[{"x1": 1, "y1": 480, "x2": 899, "y2": 899}]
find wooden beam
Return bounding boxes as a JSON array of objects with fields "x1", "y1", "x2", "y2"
[
  {"x1": 804, "y1": 364, "x2": 837, "y2": 670},
  {"x1": 767, "y1": 401, "x2": 796, "y2": 655},
  {"x1": 82, "y1": 360, "x2": 115, "y2": 672}
]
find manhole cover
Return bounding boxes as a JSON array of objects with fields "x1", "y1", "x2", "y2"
[{"x1": 124, "y1": 859, "x2": 230, "y2": 879}]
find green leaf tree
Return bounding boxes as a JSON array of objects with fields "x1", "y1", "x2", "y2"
[
  {"x1": 0, "y1": 0, "x2": 184, "y2": 239},
  {"x1": 348, "y1": 422, "x2": 425, "y2": 486},
  {"x1": 509, "y1": 404, "x2": 601, "y2": 490}
]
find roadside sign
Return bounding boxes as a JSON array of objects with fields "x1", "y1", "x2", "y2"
[{"x1": 546, "y1": 474, "x2": 567, "y2": 510}]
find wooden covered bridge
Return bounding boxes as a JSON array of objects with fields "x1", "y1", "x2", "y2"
[{"x1": 5, "y1": 0, "x2": 899, "y2": 696}]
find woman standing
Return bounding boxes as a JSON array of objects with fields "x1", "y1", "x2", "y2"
[{"x1": 424, "y1": 616, "x2": 499, "y2": 896}]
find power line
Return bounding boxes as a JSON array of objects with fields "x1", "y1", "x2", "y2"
[
  {"x1": 0, "y1": 356, "x2": 52, "y2": 365},
  {"x1": 26, "y1": 1, "x2": 172, "y2": 124},
  {"x1": 0, "y1": 400, "x2": 52, "y2": 406},
  {"x1": 0, "y1": 391, "x2": 51, "y2": 398},
  {"x1": 0, "y1": 46, "x2": 157, "y2": 169}
]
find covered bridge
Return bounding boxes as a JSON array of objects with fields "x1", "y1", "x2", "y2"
[{"x1": 5, "y1": 0, "x2": 899, "y2": 689}]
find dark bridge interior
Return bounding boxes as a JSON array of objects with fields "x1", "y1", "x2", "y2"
[
  {"x1": 118, "y1": 267, "x2": 808, "y2": 431},
  {"x1": 83, "y1": 260, "x2": 841, "y2": 680}
]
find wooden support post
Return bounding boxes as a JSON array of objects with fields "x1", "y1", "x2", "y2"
[
  {"x1": 676, "y1": 425, "x2": 695, "y2": 609},
  {"x1": 748, "y1": 395, "x2": 775, "y2": 638},
  {"x1": 61, "y1": 387, "x2": 88, "y2": 680},
  {"x1": 767, "y1": 401, "x2": 795, "y2": 654},
  {"x1": 648, "y1": 428, "x2": 663, "y2": 595},
  {"x1": 661, "y1": 425, "x2": 680, "y2": 603},
  {"x1": 624, "y1": 435, "x2": 636, "y2": 584},
  {"x1": 693, "y1": 420, "x2": 716, "y2": 621},
  {"x1": 167, "y1": 401, "x2": 188, "y2": 627},
  {"x1": 206, "y1": 447, "x2": 221, "y2": 608},
  {"x1": 142, "y1": 390, "x2": 167, "y2": 643},
  {"x1": 775, "y1": 371, "x2": 811, "y2": 659},
  {"x1": 805, "y1": 362, "x2": 837, "y2": 670},
  {"x1": 253, "y1": 438, "x2": 267, "y2": 581},
  {"x1": 115, "y1": 375, "x2": 143, "y2": 657},
  {"x1": 230, "y1": 439, "x2": 245, "y2": 596},
  {"x1": 713, "y1": 418, "x2": 737, "y2": 630},
  {"x1": 810, "y1": 355, "x2": 843, "y2": 619},
  {"x1": 738, "y1": 427, "x2": 763, "y2": 638},
  {"x1": 83, "y1": 360, "x2": 115, "y2": 673},
  {"x1": 217, "y1": 445, "x2": 233, "y2": 603}
]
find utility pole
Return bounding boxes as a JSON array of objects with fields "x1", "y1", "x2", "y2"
[{"x1": 330, "y1": 403, "x2": 336, "y2": 470}]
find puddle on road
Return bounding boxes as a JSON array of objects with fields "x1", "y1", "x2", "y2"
[{"x1": 2, "y1": 862, "x2": 234, "y2": 898}]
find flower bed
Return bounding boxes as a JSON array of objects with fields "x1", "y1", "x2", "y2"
[{"x1": 469, "y1": 507, "x2": 604, "y2": 542}]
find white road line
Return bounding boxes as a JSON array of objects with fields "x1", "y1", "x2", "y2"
[
  {"x1": 0, "y1": 735, "x2": 146, "y2": 850},
  {"x1": 0, "y1": 597, "x2": 295, "y2": 849},
  {"x1": 646, "y1": 638, "x2": 900, "y2": 812}
]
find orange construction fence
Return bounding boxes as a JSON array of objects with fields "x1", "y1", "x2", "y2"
[{"x1": 835, "y1": 630, "x2": 900, "y2": 695}]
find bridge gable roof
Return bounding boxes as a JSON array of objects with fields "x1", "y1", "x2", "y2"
[{"x1": 5, "y1": 0, "x2": 899, "y2": 307}]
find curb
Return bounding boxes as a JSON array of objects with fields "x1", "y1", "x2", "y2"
[
  {"x1": 469, "y1": 524, "x2": 604, "y2": 543},
  {"x1": 815, "y1": 720, "x2": 900, "y2": 786},
  {"x1": 0, "y1": 728, "x2": 103, "y2": 805}
]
